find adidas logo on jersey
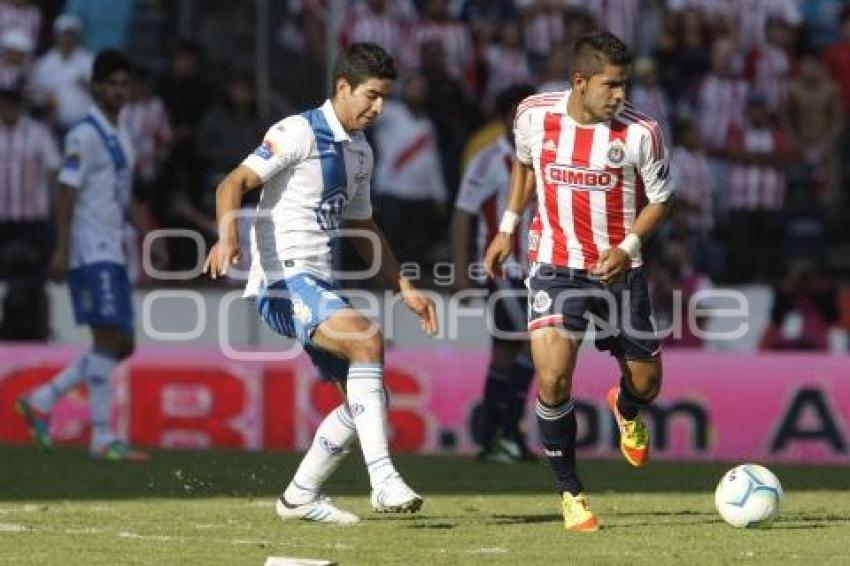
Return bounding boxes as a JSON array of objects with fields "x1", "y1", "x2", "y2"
[{"x1": 543, "y1": 140, "x2": 558, "y2": 152}]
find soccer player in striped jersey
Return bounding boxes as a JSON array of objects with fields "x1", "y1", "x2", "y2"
[
  {"x1": 451, "y1": 83, "x2": 537, "y2": 463},
  {"x1": 204, "y1": 43, "x2": 438, "y2": 524},
  {"x1": 485, "y1": 31, "x2": 676, "y2": 532}
]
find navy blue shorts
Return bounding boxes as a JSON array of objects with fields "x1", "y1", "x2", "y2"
[
  {"x1": 256, "y1": 272, "x2": 352, "y2": 381},
  {"x1": 67, "y1": 262, "x2": 133, "y2": 333},
  {"x1": 526, "y1": 263, "x2": 660, "y2": 360}
]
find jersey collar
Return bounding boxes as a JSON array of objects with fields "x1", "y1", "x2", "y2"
[
  {"x1": 88, "y1": 104, "x2": 119, "y2": 135},
  {"x1": 320, "y1": 99, "x2": 351, "y2": 143}
]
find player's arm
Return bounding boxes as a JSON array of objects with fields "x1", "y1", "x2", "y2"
[
  {"x1": 203, "y1": 164, "x2": 263, "y2": 279},
  {"x1": 127, "y1": 195, "x2": 169, "y2": 269},
  {"x1": 346, "y1": 216, "x2": 438, "y2": 336},
  {"x1": 483, "y1": 159, "x2": 535, "y2": 279},
  {"x1": 49, "y1": 127, "x2": 86, "y2": 281},
  {"x1": 204, "y1": 117, "x2": 308, "y2": 279},
  {"x1": 48, "y1": 183, "x2": 76, "y2": 281}
]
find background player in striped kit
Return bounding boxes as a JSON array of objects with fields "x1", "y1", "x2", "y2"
[
  {"x1": 204, "y1": 43, "x2": 438, "y2": 524},
  {"x1": 451, "y1": 83, "x2": 537, "y2": 463},
  {"x1": 485, "y1": 31, "x2": 676, "y2": 532}
]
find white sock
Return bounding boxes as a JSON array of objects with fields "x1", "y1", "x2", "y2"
[
  {"x1": 346, "y1": 363, "x2": 398, "y2": 489},
  {"x1": 284, "y1": 404, "x2": 357, "y2": 505},
  {"x1": 28, "y1": 353, "x2": 90, "y2": 413},
  {"x1": 86, "y1": 350, "x2": 117, "y2": 451}
]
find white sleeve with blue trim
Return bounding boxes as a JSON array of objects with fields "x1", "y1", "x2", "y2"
[
  {"x1": 242, "y1": 116, "x2": 313, "y2": 182},
  {"x1": 57, "y1": 126, "x2": 91, "y2": 189}
]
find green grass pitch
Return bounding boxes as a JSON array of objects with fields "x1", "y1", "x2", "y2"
[{"x1": 1, "y1": 446, "x2": 848, "y2": 565}]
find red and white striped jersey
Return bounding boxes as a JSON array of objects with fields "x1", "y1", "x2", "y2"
[
  {"x1": 121, "y1": 95, "x2": 172, "y2": 183},
  {"x1": 338, "y1": 3, "x2": 411, "y2": 69},
  {"x1": 744, "y1": 44, "x2": 791, "y2": 110},
  {"x1": 0, "y1": 3, "x2": 40, "y2": 48},
  {"x1": 407, "y1": 19, "x2": 474, "y2": 81},
  {"x1": 582, "y1": 0, "x2": 641, "y2": 48},
  {"x1": 514, "y1": 90, "x2": 675, "y2": 270},
  {"x1": 455, "y1": 136, "x2": 534, "y2": 275},
  {"x1": 695, "y1": 74, "x2": 750, "y2": 151},
  {"x1": 726, "y1": 124, "x2": 789, "y2": 211},
  {"x1": 0, "y1": 114, "x2": 60, "y2": 221},
  {"x1": 671, "y1": 146, "x2": 715, "y2": 233}
]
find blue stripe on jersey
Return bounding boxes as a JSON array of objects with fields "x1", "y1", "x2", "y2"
[
  {"x1": 300, "y1": 108, "x2": 346, "y2": 199},
  {"x1": 82, "y1": 116, "x2": 128, "y2": 171},
  {"x1": 301, "y1": 107, "x2": 348, "y2": 231}
]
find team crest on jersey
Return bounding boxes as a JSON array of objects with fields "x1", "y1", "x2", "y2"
[
  {"x1": 544, "y1": 163, "x2": 618, "y2": 191},
  {"x1": 543, "y1": 139, "x2": 558, "y2": 153},
  {"x1": 532, "y1": 290, "x2": 552, "y2": 313},
  {"x1": 606, "y1": 139, "x2": 627, "y2": 166}
]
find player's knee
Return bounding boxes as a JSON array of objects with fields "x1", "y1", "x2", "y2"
[
  {"x1": 345, "y1": 331, "x2": 383, "y2": 363},
  {"x1": 536, "y1": 369, "x2": 571, "y2": 404},
  {"x1": 631, "y1": 365, "x2": 662, "y2": 401}
]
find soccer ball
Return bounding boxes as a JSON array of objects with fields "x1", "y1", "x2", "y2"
[{"x1": 714, "y1": 464, "x2": 784, "y2": 528}]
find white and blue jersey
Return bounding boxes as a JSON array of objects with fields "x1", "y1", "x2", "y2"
[
  {"x1": 243, "y1": 100, "x2": 375, "y2": 380},
  {"x1": 58, "y1": 105, "x2": 135, "y2": 331},
  {"x1": 242, "y1": 99, "x2": 373, "y2": 297},
  {"x1": 58, "y1": 105, "x2": 134, "y2": 269}
]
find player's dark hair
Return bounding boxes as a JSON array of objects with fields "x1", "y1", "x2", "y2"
[
  {"x1": 571, "y1": 30, "x2": 632, "y2": 81},
  {"x1": 331, "y1": 42, "x2": 398, "y2": 96},
  {"x1": 495, "y1": 83, "x2": 536, "y2": 119},
  {"x1": 92, "y1": 49, "x2": 132, "y2": 83}
]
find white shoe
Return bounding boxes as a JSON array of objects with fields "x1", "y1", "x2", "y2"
[
  {"x1": 275, "y1": 495, "x2": 360, "y2": 524},
  {"x1": 370, "y1": 474, "x2": 423, "y2": 513}
]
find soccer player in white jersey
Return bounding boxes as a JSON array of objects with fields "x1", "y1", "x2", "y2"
[
  {"x1": 451, "y1": 83, "x2": 537, "y2": 463},
  {"x1": 204, "y1": 43, "x2": 438, "y2": 524},
  {"x1": 485, "y1": 31, "x2": 676, "y2": 532},
  {"x1": 16, "y1": 50, "x2": 158, "y2": 461}
]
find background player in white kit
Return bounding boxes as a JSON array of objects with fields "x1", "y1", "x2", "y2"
[
  {"x1": 17, "y1": 50, "x2": 160, "y2": 461},
  {"x1": 485, "y1": 31, "x2": 676, "y2": 532},
  {"x1": 451, "y1": 83, "x2": 537, "y2": 463},
  {"x1": 204, "y1": 43, "x2": 438, "y2": 524}
]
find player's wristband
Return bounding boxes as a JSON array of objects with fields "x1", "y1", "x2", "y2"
[
  {"x1": 617, "y1": 233, "x2": 641, "y2": 260},
  {"x1": 499, "y1": 211, "x2": 520, "y2": 235}
]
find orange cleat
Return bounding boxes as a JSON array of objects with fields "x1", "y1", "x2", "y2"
[
  {"x1": 607, "y1": 387, "x2": 650, "y2": 467},
  {"x1": 562, "y1": 492, "x2": 600, "y2": 532}
]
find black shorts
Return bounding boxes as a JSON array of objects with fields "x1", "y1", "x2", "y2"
[
  {"x1": 526, "y1": 263, "x2": 660, "y2": 360},
  {"x1": 487, "y1": 277, "x2": 528, "y2": 344}
]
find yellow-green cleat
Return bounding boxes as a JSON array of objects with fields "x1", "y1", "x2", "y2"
[
  {"x1": 607, "y1": 387, "x2": 650, "y2": 467},
  {"x1": 561, "y1": 492, "x2": 599, "y2": 532}
]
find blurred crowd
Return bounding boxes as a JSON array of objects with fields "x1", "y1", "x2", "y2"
[{"x1": 0, "y1": 0, "x2": 848, "y2": 351}]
